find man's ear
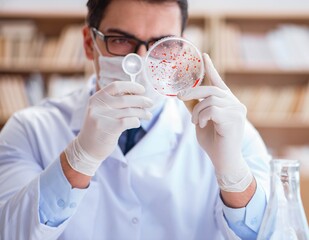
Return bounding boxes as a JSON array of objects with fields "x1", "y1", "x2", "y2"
[{"x1": 83, "y1": 25, "x2": 95, "y2": 60}]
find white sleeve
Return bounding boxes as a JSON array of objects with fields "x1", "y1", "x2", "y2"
[
  {"x1": 215, "y1": 199, "x2": 241, "y2": 240},
  {"x1": 0, "y1": 115, "x2": 70, "y2": 240},
  {"x1": 214, "y1": 120, "x2": 271, "y2": 239},
  {"x1": 0, "y1": 176, "x2": 69, "y2": 240}
]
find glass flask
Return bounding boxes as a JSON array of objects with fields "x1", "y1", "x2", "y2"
[{"x1": 257, "y1": 159, "x2": 309, "y2": 240}]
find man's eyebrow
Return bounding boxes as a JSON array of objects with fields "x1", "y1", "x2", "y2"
[
  {"x1": 105, "y1": 28, "x2": 136, "y2": 38},
  {"x1": 105, "y1": 28, "x2": 174, "y2": 41}
]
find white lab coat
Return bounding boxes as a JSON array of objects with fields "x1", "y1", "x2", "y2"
[{"x1": 0, "y1": 81, "x2": 270, "y2": 240}]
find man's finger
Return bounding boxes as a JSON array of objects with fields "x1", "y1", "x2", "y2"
[
  {"x1": 203, "y1": 53, "x2": 229, "y2": 90},
  {"x1": 103, "y1": 81, "x2": 145, "y2": 96},
  {"x1": 177, "y1": 86, "x2": 227, "y2": 101}
]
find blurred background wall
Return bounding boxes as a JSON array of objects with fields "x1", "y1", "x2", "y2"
[{"x1": 0, "y1": 0, "x2": 309, "y2": 12}]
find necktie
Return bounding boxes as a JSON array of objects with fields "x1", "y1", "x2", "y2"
[{"x1": 124, "y1": 127, "x2": 142, "y2": 154}]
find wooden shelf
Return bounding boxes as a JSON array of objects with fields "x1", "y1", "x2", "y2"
[
  {"x1": 219, "y1": 12, "x2": 309, "y2": 20},
  {"x1": 219, "y1": 12, "x2": 309, "y2": 33},
  {"x1": 0, "y1": 10, "x2": 86, "y2": 36},
  {"x1": 256, "y1": 127, "x2": 309, "y2": 152},
  {"x1": 225, "y1": 67, "x2": 309, "y2": 75},
  {"x1": 0, "y1": 64, "x2": 86, "y2": 75},
  {"x1": 249, "y1": 118, "x2": 309, "y2": 129},
  {"x1": 224, "y1": 68, "x2": 309, "y2": 85},
  {"x1": 0, "y1": 10, "x2": 86, "y2": 20},
  {"x1": 249, "y1": 117, "x2": 309, "y2": 153}
]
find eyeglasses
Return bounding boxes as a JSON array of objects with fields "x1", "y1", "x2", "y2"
[{"x1": 91, "y1": 27, "x2": 172, "y2": 56}]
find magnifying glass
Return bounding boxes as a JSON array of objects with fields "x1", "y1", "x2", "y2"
[
  {"x1": 144, "y1": 36, "x2": 204, "y2": 96},
  {"x1": 122, "y1": 53, "x2": 143, "y2": 82}
]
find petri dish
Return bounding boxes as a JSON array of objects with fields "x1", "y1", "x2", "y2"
[{"x1": 145, "y1": 36, "x2": 204, "y2": 96}]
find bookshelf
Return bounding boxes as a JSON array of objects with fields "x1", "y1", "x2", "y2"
[
  {"x1": 0, "y1": 10, "x2": 88, "y2": 125},
  {"x1": 0, "y1": 11, "x2": 86, "y2": 69},
  {"x1": 185, "y1": 13, "x2": 212, "y2": 54},
  {"x1": 210, "y1": 12, "x2": 309, "y2": 156},
  {"x1": 0, "y1": 10, "x2": 308, "y2": 150}
]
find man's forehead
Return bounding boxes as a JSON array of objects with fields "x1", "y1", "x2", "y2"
[
  {"x1": 101, "y1": 0, "x2": 181, "y2": 22},
  {"x1": 99, "y1": 0, "x2": 182, "y2": 38}
]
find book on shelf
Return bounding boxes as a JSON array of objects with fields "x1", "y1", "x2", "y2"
[
  {"x1": 220, "y1": 24, "x2": 243, "y2": 69},
  {"x1": 0, "y1": 75, "x2": 29, "y2": 123},
  {"x1": 271, "y1": 86, "x2": 299, "y2": 119},
  {"x1": 53, "y1": 25, "x2": 85, "y2": 67},
  {"x1": 25, "y1": 73, "x2": 45, "y2": 105},
  {"x1": 184, "y1": 25, "x2": 205, "y2": 53},
  {"x1": 231, "y1": 84, "x2": 309, "y2": 122},
  {"x1": 222, "y1": 23, "x2": 309, "y2": 70},
  {"x1": 299, "y1": 82, "x2": 309, "y2": 120},
  {"x1": 241, "y1": 33, "x2": 276, "y2": 68},
  {"x1": 0, "y1": 21, "x2": 36, "y2": 65},
  {"x1": 0, "y1": 21, "x2": 85, "y2": 69},
  {"x1": 250, "y1": 86, "x2": 278, "y2": 120},
  {"x1": 267, "y1": 24, "x2": 309, "y2": 69},
  {"x1": 0, "y1": 73, "x2": 88, "y2": 125}
]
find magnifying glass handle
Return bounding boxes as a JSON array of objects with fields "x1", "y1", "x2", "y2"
[{"x1": 130, "y1": 75, "x2": 136, "y2": 83}]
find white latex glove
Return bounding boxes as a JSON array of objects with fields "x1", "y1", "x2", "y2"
[
  {"x1": 177, "y1": 54, "x2": 253, "y2": 192},
  {"x1": 65, "y1": 81, "x2": 153, "y2": 176}
]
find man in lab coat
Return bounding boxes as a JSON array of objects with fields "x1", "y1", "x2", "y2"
[{"x1": 0, "y1": 0, "x2": 270, "y2": 239}]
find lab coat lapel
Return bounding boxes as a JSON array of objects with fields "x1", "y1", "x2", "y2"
[{"x1": 69, "y1": 76, "x2": 96, "y2": 133}]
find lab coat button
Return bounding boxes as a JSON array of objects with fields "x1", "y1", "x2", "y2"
[
  {"x1": 131, "y1": 217, "x2": 139, "y2": 224},
  {"x1": 121, "y1": 163, "x2": 127, "y2": 168},
  {"x1": 70, "y1": 202, "x2": 77, "y2": 208},
  {"x1": 57, "y1": 199, "x2": 65, "y2": 208}
]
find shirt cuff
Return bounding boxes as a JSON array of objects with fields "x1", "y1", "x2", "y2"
[
  {"x1": 39, "y1": 158, "x2": 88, "y2": 227},
  {"x1": 222, "y1": 182, "x2": 267, "y2": 236}
]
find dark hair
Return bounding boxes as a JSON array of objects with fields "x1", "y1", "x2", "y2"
[{"x1": 86, "y1": 0, "x2": 188, "y2": 33}]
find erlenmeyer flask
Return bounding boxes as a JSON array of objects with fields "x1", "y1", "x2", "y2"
[{"x1": 257, "y1": 159, "x2": 309, "y2": 240}]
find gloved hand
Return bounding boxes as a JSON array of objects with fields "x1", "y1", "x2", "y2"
[
  {"x1": 65, "y1": 81, "x2": 153, "y2": 176},
  {"x1": 178, "y1": 54, "x2": 253, "y2": 192}
]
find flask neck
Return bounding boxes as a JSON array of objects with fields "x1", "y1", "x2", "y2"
[
  {"x1": 271, "y1": 159, "x2": 301, "y2": 201},
  {"x1": 257, "y1": 159, "x2": 309, "y2": 240}
]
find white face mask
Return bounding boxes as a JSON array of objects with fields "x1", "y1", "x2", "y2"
[{"x1": 91, "y1": 33, "x2": 166, "y2": 106}]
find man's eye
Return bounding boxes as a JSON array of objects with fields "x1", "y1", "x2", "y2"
[{"x1": 111, "y1": 38, "x2": 130, "y2": 44}]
